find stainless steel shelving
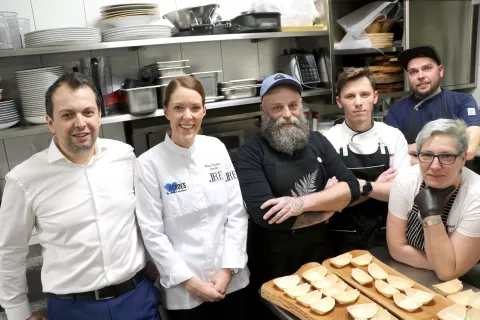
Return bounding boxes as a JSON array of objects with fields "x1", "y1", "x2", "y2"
[
  {"x1": 334, "y1": 47, "x2": 404, "y2": 56},
  {"x1": 0, "y1": 31, "x2": 329, "y2": 58},
  {"x1": 0, "y1": 88, "x2": 331, "y2": 139}
]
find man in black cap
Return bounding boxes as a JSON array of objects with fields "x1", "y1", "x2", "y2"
[
  {"x1": 385, "y1": 45, "x2": 480, "y2": 164},
  {"x1": 236, "y1": 73, "x2": 360, "y2": 318}
]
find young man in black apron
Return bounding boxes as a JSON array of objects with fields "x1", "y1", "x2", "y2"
[
  {"x1": 236, "y1": 73, "x2": 360, "y2": 319},
  {"x1": 385, "y1": 45, "x2": 480, "y2": 170},
  {"x1": 324, "y1": 68, "x2": 410, "y2": 255}
]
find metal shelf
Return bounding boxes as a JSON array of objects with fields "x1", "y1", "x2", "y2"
[
  {"x1": 0, "y1": 88, "x2": 331, "y2": 139},
  {"x1": 378, "y1": 91, "x2": 409, "y2": 99},
  {"x1": 0, "y1": 31, "x2": 329, "y2": 58},
  {"x1": 334, "y1": 47, "x2": 404, "y2": 56}
]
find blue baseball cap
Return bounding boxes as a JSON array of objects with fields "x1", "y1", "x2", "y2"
[{"x1": 260, "y1": 73, "x2": 303, "y2": 100}]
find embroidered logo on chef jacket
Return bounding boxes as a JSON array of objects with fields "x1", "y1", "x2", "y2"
[
  {"x1": 163, "y1": 182, "x2": 187, "y2": 195},
  {"x1": 209, "y1": 170, "x2": 238, "y2": 183},
  {"x1": 468, "y1": 108, "x2": 476, "y2": 116}
]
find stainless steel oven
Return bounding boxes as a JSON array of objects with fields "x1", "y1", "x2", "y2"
[{"x1": 125, "y1": 105, "x2": 261, "y2": 166}]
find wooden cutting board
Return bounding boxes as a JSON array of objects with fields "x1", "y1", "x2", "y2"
[
  {"x1": 322, "y1": 250, "x2": 455, "y2": 320},
  {"x1": 372, "y1": 73, "x2": 404, "y2": 84},
  {"x1": 261, "y1": 262, "x2": 398, "y2": 320}
]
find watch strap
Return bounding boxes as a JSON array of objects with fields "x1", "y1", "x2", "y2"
[
  {"x1": 421, "y1": 215, "x2": 443, "y2": 228},
  {"x1": 361, "y1": 181, "x2": 373, "y2": 196}
]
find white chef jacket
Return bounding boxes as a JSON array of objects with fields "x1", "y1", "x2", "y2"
[
  {"x1": 0, "y1": 138, "x2": 146, "y2": 320},
  {"x1": 135, "y1": 133, "x2": 250, "y2": 310},
  {"x1": 323, "y1": 121, "x2": 410, "y2": 170}
]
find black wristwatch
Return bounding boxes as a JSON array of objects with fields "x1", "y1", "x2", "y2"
[{"x1": 362, "y1": 181, "x2": 373, "y2": 196}]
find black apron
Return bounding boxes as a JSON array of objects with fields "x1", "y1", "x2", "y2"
[
  {"x1": 327, "y1": 140, "x2": 390, "y2": 255},
  {"x1": 405, "y1": 92, "x2": 446, "y2": 144}
]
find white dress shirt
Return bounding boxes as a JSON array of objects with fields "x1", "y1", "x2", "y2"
[
  {"x1": 135, "y1": 134, "x2": 249, "y2": 310},
  {"x1": 0, "y1": 138, "x2": 146, "y2": 320}
]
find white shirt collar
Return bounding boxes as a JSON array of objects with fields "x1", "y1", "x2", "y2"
[
  {"x1": 164, "y1": 132, "x2": 197, "y2": 158},
  {"x1": 47, "y1": 137, "x2": 106, "y2": 164}
]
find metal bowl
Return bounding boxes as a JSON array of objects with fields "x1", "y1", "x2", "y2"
[{"x1": 163, "y1": 4, "x2": 220, "y2": 31}]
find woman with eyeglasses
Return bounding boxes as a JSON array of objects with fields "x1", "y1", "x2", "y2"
[{"x1": 386, "y1": 118, "x2": 480, "y2": 281}]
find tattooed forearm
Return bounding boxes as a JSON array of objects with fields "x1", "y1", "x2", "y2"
[{"x1": 285, "y1": 196, "x2": 304, "y2": 212}]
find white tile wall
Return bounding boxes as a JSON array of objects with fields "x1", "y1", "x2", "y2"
[
  {"x1": 94, "y1": 48, "x2": 141, "y2": 90},
  {"x1": 0, "y1": 0, "x2": 36, "y2": 30},
  {"x1": 175, "y1": 0, "x2": 217, "y2": 10},
  {"x1": 216, "y1": 0, "x2": 250, "y2": 21},
  {"x1": 30, "y1": 0, "x2": 87, "y2": 30},
  {"x1": 102, "y1": 123, "x2": 126, "y2": 142},
  {"x1": 137, "y1": 44, "x2": 182, "y2": 67},
  {"x1": 3, "y1": 132, "x2": 53, "y2": 171},
  {"x1": 180, "y1": 41, "x2": 224, "y2": 81},
  {"x1": 0, "y1": 141, "x2": 9, "y2": 180},
  {"x1": 220, "y1": 40, "x2": 260, "y2": 81},
  {"x1": 258, "y1": 38, "x2": 294, "y2": 79},
  {"x1": 40, "y1": 51, "x2": 91, "y2": 71}
]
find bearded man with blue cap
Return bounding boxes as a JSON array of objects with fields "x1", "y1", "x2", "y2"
[{"x1": 236, "y1": 73, "x2": 360, "y2": 317}]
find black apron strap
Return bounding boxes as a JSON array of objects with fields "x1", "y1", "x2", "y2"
[{"x1": 406, "y1": 92, "x2": 446, "y2": 144}]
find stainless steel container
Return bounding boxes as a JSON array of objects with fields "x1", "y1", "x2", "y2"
[
  {"x1": 121, "y1": 85, "x2": 161, "y2": 115},
  {"x1": 153, "y1": 60, "x2": 189, "y2": 68},
  {"x1": 219, "y1": 84, "x2": 261, "y2": 100},
  {"x1": 191, "y1": 70, "x2": 222, "y2": 98},
  {"x1": 218, "y1": 78, "x2": 257, "y2": 89},
  {"x1": 157, "y1": 74, "x2": 192, "y2": 85},
  {"x1": 163, "y1": 4, "x2": 220, "y2": 31},
  {"x1": 157, "y1": 66, "x2": 190, "y2": 77}
]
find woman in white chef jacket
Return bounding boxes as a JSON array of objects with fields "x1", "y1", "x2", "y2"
[{"x1": 135, "y1": 76, "x2": 250, "y2": 320}]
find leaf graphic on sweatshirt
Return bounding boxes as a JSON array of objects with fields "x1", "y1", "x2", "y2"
[{"x1": 291, "y1": 169, "x2": 318, "y2": 197}]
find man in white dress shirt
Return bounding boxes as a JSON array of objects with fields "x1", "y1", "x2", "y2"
[{"x1": 0, "y1": 72, "x2": 161, "y2": 320}]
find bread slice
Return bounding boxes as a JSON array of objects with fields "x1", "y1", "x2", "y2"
[
  {"x1": 347, "y1": 303, "x2": 379, "y2": 319},
  {"x1": 351, "y1": 253, "x2": 373, "y2": 267},
  {"x1": 372, "y1": 308, "x2": 394, "y2": 320},
  {"x1": 375, "y1": 279, "x2": 399, "y2": 298},
  {"x1": 437, "y1": 304, "x2": 467, "y2": 320},
  {"x1": 368, "y1": 262, "x2": 388, "y2": 280},
  {"x1": 296, "y1": 290, "x2": 323, "y2": 307},
  {"x1": 404, "y1": 287, "x2": 436, "y2": 305},
  {"x1": 447, "y1": 289, "x2": 474, "y2": 306},
  {"x1": 301, "y1": 266, "x2": 328, "y2": 283},
  {"x1": 330, "y1": 252, "x2": 352, "y2": 268},
  {"x1": 322, "y1": 281, "x2": 347, "y2": 297},
  {"x1": 333, "y1": 289, "x2": 360, "y2": 305},
  {"x1": 311, "y1": 274, "x2": 339, "y2": 290},
  {"x1": 273, "y1": 275, "x2": 301, "y2": 290},
  {"x1": 466, "y1": 308, "x2": 480, "y2": 320},
  {"x1": 284, "y1": 283, "x2": 310, "y2": 299},
  {"x1": 311, "y1": 296, "x2": 335, "y2": 315},
  {"x1": 469, "y1": 291, "x2": 480, "y2": 308},
  {"x1": 433, "y1": 279, "x2": 463, "y2": 296},
  {"x1": 393, "y1": 292, "x2": 423, "y2": 312},
  {"x1": 387, "y1": 275, "x2": 414, "y2": 291},
  {"x1": 352, "y1": 268, "x2": 374, "y2": 285}
]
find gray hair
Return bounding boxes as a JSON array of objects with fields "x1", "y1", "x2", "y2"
[{"x1": 416, "y1": 119, "x2": 468, "y2": 155}]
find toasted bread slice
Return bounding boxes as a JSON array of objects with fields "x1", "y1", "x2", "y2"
[
  {"x1": 311, "y1": 296, "x2": 335, "y2": 315},
  {"x1": 351, "y1": 253, "x2": 373, "y2": 267},
  {"x1": 273, "y1": 275, "x2": 301, "y2": 290},
  {"x1": 368, "y1": 262, "x2": 388, "y2": 280},
  {"x1": 330, "y1": 252, "x2": 352, "y2": 268},
  {"x1": 347, "y1": 303, "x2": 379, "y2": 319},
  {"x1": 437, "y1": 304, "x2": 467, "y2": 320},
  {"x1": 387, "y1": 275, "x2": 414, "y2": 291},
  {"x1": 393, "y1": 292, "x2": 423, "y2": 312},
  {"x1": 352, "y1": 268, "x2": 374, "y2": 285},
  {"x1": 404, "y1": 287, "x2": 436, "y2": 305},
  {"x1": 433, "y1": 279, "x2": 463, "y2": 296},
  {"x1": 302, "y1": 266, "x2": 328, "y2": 283},
  {"x1": 375, "y1": 279, "x2": 399, "y2": 298}
]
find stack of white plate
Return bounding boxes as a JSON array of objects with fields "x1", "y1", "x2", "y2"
[
  {"x1": 102, "y1": 24, "x2": 172, "y2": 42},
  {"x1": 101, "y1": 3, "x2": 160, "y2": 28},
  {"x1": 24, "y1": 27, "x2": 101, "y2": 48},
  {"x1": 15, "y1": 66, "x2": 64, "y2": 124},
  {"x1": 0, "y1": 100, "x2": 21, "y2": 130}
]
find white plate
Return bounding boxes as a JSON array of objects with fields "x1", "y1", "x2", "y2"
[
  {"x1": 102, "y1": 15, "x2": 159, "y2": 28},
  {"x1": 25, "y1": 32, "x2": 101, "y2": 40},
  {"x1": 25, "y1": 27, "x2": 100, "y2": 36},
  {"x1": 25, "y1": 116, "x2": 46, "y2": 124},
  {"x1": 26, "y1": 40, "x2": 101, "y2": 48},
  {"x1": 25, "y1": 36, "x2": 101, "y2": 43},
  {"x1": 103, "y1": 35, "x2": 171, "y2": 41},
  {"x1": 102, "y1": 24, "x2": 170, "y2": 33},
  {"x1": 0, "y1": 119, "x2": 21, "y2": 130},
  {"x1": 15, "y1": 66, "x2": 64, "y2": 74}
]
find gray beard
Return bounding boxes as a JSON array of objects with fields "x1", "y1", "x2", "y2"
[{"x1": 261, "y1": 112, "x2": 310, "y2": 155}]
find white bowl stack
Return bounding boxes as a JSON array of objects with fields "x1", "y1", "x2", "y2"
[
  {"x1": 102, "y1": 24, "x2": 171, "y2": 42},
  {"x1": 15, "y1": 66, "x2": 64, "y2": 124},
  {"x1": 24, "y1": 27, "x2": 102, "y2": 48},
  {"x1": 0, "y1": 100, "x2": 21, "y2": 130}
]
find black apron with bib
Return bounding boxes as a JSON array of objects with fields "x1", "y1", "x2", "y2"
[
  {"x1": 405, "y1": 93, "x2": 446, "y2": 144},
  {"x1": 327, "y1": 141, "x2": 390, "y2": 255}
]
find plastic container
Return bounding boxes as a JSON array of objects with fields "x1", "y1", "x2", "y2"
[
  {"x1": 0, "y1": 12, "x2": 22, "y2": 49},
  {"x1": 17, "y1": 18, "x2": 30, "y2": 48}
]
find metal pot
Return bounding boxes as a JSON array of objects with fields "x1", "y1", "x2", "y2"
[{"x1": 163, "y1": 4, "x2": 220, "y2": 31}]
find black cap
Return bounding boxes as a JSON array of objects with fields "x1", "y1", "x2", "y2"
[{"x1": 398, "y1": 45, "x2": 442, "y2": 70}]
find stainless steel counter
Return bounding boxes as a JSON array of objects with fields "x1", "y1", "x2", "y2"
[{"x1": 261, "y1": 246, "x2": 480, "y2": 320}]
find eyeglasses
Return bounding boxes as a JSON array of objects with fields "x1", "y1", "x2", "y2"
[{"x1": 417, "y1": 152, "x2": 461, "y2": 165}]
